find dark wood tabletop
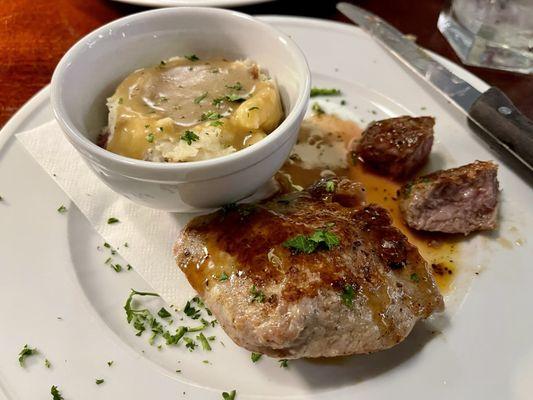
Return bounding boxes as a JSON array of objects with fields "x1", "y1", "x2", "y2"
[{"x1": 1, "y1": 0, "x2": 532, "y2": 127}]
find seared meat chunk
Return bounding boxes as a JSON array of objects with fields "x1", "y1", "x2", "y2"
[
  {"x1": 174, "y1": 177, "x2": 443, "y2": 359},
  {"x1": 354, "y1": 116, "x2": 435, "y2": 179},
  {"x1": 398, "y1": 161, "x2": 499, "y2": 235}
]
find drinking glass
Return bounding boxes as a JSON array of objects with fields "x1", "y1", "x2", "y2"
[{"x1": 438, "y1": 0, "x2": 533, "y2": 74}]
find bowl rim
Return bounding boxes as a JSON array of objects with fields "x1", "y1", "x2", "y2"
[{"x1": 50, "y1": 7, "x2": 310, "y2": 173}]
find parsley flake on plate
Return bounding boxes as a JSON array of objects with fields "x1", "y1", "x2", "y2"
[
  {"x1": 57, "y1": 205, "x2": 67, "y2": 213},
  {"x1": 197, "y1": 333, "x2": 212, "y2": 351},
  {"x1": 310, "y1": 87, "x2": 341, "y2": 97},
  {"x1": 51, "y1": 385, "x2": 64, "y2": 400},
  {"x1": 157, "y1": 307, "x2": 171, "y2": 318},
  {"x1": 278, "y1": 359, "x2": 289, "y2": 368},
  {"x1": 18, "y1": 344, "x2": 37, "y2": 367},
  {"x1": 95, "y1": 378, "x2": 104, "y2": 385},
  {"x1": 184, "y1": 300, "x2": 201, "y2": 319},
  {"x1": 146, "y1": 133, "x2": 155, "y2": 143},
  {"x1": 311, "y1": 102, "x2": 325, "y2": 115},
  {"x1": 222, "y1": 390, "x2": 237, "y2": 400},
  {"x1": 410, "y1": 273, "x2": 420, "y2": 283},
  {"x1": 107, "y1": 217, "x2": 119, "y2": 224},
  {"x1": 251, "y1": 352, "x2": 262, "y2": 363},
  {"x1": 45, "y1": 359, "x2": 51, "y2": 368}
]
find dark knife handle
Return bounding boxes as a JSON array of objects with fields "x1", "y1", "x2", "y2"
[{"x1": 469, "y1": 87, "x2": 533, "y2": 169}]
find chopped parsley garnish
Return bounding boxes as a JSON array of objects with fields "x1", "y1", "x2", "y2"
[
  {"x1": 45, "y1": 359, "x2": 51, "y2": 368},
  {"x1": 185, "y1": 54, "x2": 199, "y2": 61},
  {"x1": 163, "y1": 326, "x2": 188, "y2": 345},
  {"x1": 51, "y1": 385, "x2": 64, "y2": 400},
  {"x1": 194, "y1": 92, "x2": 208, "y2": 104},
  {"x1": 18, "y1": 344, "x2": 37, "y2": 367},
  {"x1": 111, "y1": 263, "x2": 122, "y2": 273},
  {"x1": 222, "y1": 390, "x2": 237, "y2": 400},
  {"x1": 325, "y1": 180, "x2": 336, "y2": 192},
  {"x1": 124, "y1": 289, "x2": 160, "y2": 324},
  {"x1": 118, "y1": 97, "x2": 124, "y2": 104},
  {"x1": 251, "y1": 352, "x2": 262, "y2": 363},
  {"x1": 219, "y1": 272, "x2": 229, "y2": 282},
  {"x1": 107, "y1": 217, "x2": 119, "y2": 224},
  {"x1": 200, "y1": 111, "x2": 223, "y2": 121},
  {"x1": 159, "y1": 60, "x2": 167, "y2": 67},
  {"x1": 157, "y1": 307, "x2": 171, "y2": 318},
  {"x1": 340, "y1": 99, "x2": 347, "y2": 105},
  {"x1": 127, "y1": 264, "x2": 133, "y2": 271},
  {"x1": 341, "y1": 284, "x2": 356, "y2": 307},
  {"x1": 225, "y1": 82, "x2": 242, "y2": 91},
  {"x1": 248, "y1": 106, "x2": 259, "y2": 111},
  {"x1": 184, "y1": 337, "x2": 197, "y2": 351},
  {"x1": 197, "y1": 333, "x2": 212, "y2": 351},
  {"x1": 278, "y1": 359, "x2": 289, "y2": 368},
  {"x1": 184, "y1": 300, "x2": 201, "y2": 319},
  {"x1": 210, "y1": 120, "x2": 224, "y2": 127},
  {"x1": 312, "y1": 102, "x2": 325, "y2": 115},
  {"x1": 225, "y1": 93, "x2": 247, "y2": 102},
  {"x1": 57, "y1": 205, "x2": 67, "y2": 213},
  {"x1": 95, "y1": 378, "x2": 104, "y2": 385},
  {"x1": 249, "y1": 285, "x2": 265, "y2": 303},
  {"x1": 181, "y1": 130, "x2": 200, "y2": 145},
  {"x1": 212, "y1": 97, "x2": 224, "y2": 107},
  {"x1": 107, "y1": 361, "x2": 114, "y2": 367},
  {"x1": 410, "y1": 273, "x2": 420, "y2": 283},
  {"x1": 103, "y1": 242, "x2": 111, "y2": 248},
  {"x1": 283, "y1": 229, "x2": 340, "y2": 254},
  {"x1": 310, "y1": 87, "x2": 341, "y2": 97},
  {"x1": 146, "y1": 133, "x2": 155, "y2": 143}
]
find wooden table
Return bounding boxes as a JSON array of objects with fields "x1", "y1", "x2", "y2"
[{"x1": 1, "y1": 0, "x2": 532, "y2": 127}]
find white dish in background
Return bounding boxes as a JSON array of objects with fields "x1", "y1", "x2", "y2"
[
  {"x1": 110, "y1": 0, "x2": 274, "y2": 8},
  {"x1": 51, "y1": 7, "x2": 310, "y2": 212},
  {"x1": 1, "y1": 16, "x2": 532, "y2": 400}
]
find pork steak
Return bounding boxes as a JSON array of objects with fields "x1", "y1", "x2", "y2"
[
  {"x1": 398, "y1": 161, "x2": 499, "y2": 235},
  {"x1": 174, "y1": 177, "x2": 444, "y2": 358},
  {"x1": 354, "y1": 116, "x2": 435, "y2": 179}
]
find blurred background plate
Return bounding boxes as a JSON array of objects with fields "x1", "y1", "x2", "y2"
[{"x1": 110, "y1": 0, "x2": 274, "y2": 8}]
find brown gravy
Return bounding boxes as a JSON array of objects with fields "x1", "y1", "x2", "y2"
[{"x1": 279, "y1": 114, "x2": 457, "y2": 293}]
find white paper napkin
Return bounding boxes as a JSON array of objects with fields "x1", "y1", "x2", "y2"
[{"x1": 17, "y1": 120, "x2": 197, "y2": 306}]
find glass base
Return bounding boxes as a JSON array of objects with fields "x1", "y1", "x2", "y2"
[{"x1": 438, "y1": 9, "x2": 533, "y2": 75}]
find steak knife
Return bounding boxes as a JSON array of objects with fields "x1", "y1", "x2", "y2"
[{"x1": 337, "y1": 2, "x2": 533, "y2": 175}]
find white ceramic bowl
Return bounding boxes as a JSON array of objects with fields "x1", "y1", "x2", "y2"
[{"x1": 51, "y1": 7, "x2": 310, "y2": 212}]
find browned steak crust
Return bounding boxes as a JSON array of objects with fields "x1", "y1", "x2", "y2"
[
  {"x1": 398, "y1": 161, "x2": 499, "y2": 235},
  {"x1": 174, "y1": 177, "x2": 444, "y2": 358},
  {"x1": 355, "y1": 116, "x2": 434, "y2": 179}
]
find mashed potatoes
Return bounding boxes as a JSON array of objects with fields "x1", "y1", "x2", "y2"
[{"x1": 104, "y1": 56, "x2": 284, "y2": 162}]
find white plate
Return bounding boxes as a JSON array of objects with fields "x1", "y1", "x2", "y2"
[
  {"x1": 1, "y1": 16, "x2": 532, "y2": 400},
  {"x1": 111, "y1": 0, "x2": 273, "y2": 8}
]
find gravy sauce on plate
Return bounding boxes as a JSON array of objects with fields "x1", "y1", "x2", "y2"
[{"x1": 279, "y1": 113, "x2": 457, "y2": 292}]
